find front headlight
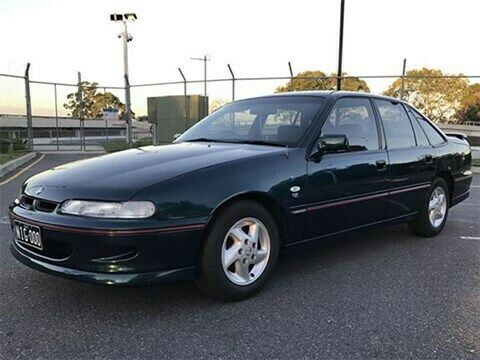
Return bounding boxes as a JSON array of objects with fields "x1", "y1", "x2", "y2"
[{"x1": 60, "y1": 200, "x2": 156, "y2": 219}]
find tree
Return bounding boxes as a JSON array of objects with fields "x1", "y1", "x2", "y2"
[
  {"x1": 383, "y1": 68, "x2": 468, "y2": 123},
  {"x1": 209, "y1": 98, "x2": 229, "y2": 113},
  {"x1": 456, "y1": 83, "x2": 480, "y2": 124},
  {"x1": 64, "y1": 82, "x2": 132, "y2": 119},
  {"x1": 275, "y1": 70, "x2": 370, "y2": 93}
]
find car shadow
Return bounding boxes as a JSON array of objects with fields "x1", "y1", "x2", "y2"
[{"x1": 19, "y1": 223, "x2": 420, "y2": 308}]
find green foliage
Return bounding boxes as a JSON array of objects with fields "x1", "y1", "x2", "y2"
[
  {"x1": 0, "y1": 138, "x2": 28, "y2": 153},
  {"x1": 275, "y1": 70, "x2": 370, "y2": 93},
  {"x1": 63, "y1": 82, "x2": 133, "y2": 119},
  {"x1": 384, "y1": 68, "x2": 468, "y2": 123},
  {"x1": 457, "y1": 83, "x2": 480, "y2": 124}
]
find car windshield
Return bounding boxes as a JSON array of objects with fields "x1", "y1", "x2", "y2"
[{"x1": 177, "y1": 96, "x2": 325, "y2": 146}]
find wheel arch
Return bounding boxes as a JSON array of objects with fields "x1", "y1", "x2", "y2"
[
  {"x1": 435, "y1": 170, "x2": 454, "y2": 202},
  {"x1": 205, "y1": 192, "x2": 289, "y2": 250}
]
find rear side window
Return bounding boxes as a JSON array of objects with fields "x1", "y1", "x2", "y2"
[
  {"x1": 410, "y1": 108, "x2": 445, "y2": 146},
  {"x1": 322, "y1": 97, "x2": 379, "y2": 151},
  {"x1": 374, "y1": 99, "x2": 416, "y2": 149},
  {"x1": 406, "y1": 108, "x2": 430, "y2": 146}
]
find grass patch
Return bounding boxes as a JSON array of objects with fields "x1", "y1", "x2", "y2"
[
  {"x1": 472, "y1": 158, "x2": 480, "y2": 167},
  {"x1": 103, "y1": 140, "x2": 153, "y2": 153},
  {"x1": 0, "y1": 151, "x2": 30, "y2": 165}
]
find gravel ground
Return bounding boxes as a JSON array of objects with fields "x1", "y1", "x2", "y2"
[{"x1": 0, "y1": 154, "x2": 479, "y2": 360}]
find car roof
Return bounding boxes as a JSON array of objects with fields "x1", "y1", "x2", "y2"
[{"x1": 240, "y1": 90, "x2": 406, "y2": 104}]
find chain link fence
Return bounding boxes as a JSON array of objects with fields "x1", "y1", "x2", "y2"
[
  {"x1": 0, "y1": 67, "x2": 153, "y2": 153},
  {"x1": 1, "y1": 62, "x2": 480, "y2": 153}
]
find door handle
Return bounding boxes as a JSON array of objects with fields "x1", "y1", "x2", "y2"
[
  {"x1": 424, "y1": 154, "x2": 434, "y2": 165},
  {"x1": 375, "y1": 159, "x2": 387, "y2": 171}
]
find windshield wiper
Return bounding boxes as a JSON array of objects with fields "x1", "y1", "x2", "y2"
[
  {"x1": 183, "y1": 138, "x2": 288, "y2": 147},
  {"x1": 183, "y1": 138, "x2": 220, "y2": 143},
  {"x1": 236, "y1": 140, "x2": 287, "y2": 147}
]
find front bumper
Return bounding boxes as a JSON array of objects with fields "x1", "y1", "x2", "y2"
[
  {"x1": 11, "y1": 242, "x2": 195, "y2": 285},
  {"x1": 9, "y1": 204, "x2": 207, "y2": 285}
]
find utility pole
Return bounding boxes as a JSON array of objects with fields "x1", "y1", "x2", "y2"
[
  {"x1": 336, "y1": 0, "x2": 345, "y2": 91},
  {"x1": 110, "y1": 13, "x2": 137, "y2": 147},
  {"x1": 122, "y1": 20, "x2": 132, "y2": 147}
]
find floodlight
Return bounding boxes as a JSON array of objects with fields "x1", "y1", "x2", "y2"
[
  {"x1": 110, "y1": 13, "x2": 124, "y2": 22},
  {"x1": 124, "y1": 13, "x2": 137, "y2": 21}
]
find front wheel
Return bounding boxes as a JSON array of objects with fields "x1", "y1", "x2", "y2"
[
  {"x1": 409, "y1": 177, "x2": 450, "y2": 237},
  {"x1": 196, "y1": 200, "x2": 279, "y2": 301}
]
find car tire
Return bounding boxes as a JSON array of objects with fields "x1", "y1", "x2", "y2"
[
  {"x1": 196, "y1": 200, "x2": 280, "y2": 301},
  {"x1": 408, "y1": 177, "x2": 450, "y2": 237}
]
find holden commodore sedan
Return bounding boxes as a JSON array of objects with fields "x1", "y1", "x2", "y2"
[{"x1": 10, "y1": 91, "x2": 472, "y2": 301}]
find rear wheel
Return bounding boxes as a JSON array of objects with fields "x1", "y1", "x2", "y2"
[
  {"x1": 409, "y1": 177, "x2": 449, "y2": 237},
  {"x1": 196, "y1": 200, "x2": 279, "y2": 301}
]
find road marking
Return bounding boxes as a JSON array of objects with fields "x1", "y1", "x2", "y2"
[
  {"x1": 0, "y1": 154, "x2": 45, "y2": 187},
  {"x1": 471, "y1": 185, "x2": 480, "y2": 188},
  {"x1": 460, "y1": 236, "x2": 480, "y2": 240}
]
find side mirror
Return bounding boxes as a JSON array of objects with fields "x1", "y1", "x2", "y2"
[
  {"x1": 173, "y1": 133, "x2": 182, "y2": 142},
  {"x1": 315, "y1": 134, "x2": 349, "y2": 154}
]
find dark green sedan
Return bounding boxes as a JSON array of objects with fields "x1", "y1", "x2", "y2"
[{"x1": 9, "y1": 91, "x2": 473, "y2": 301}]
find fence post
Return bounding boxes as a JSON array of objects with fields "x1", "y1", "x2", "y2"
[
  {"x1": 178, "y1": 68, "x2": 189, "y2": 130},
  {"x1": 105, "y1": 119, "x2": 109, "y2": 144},
  {"x1": 399, "y1": 58, "x2": 407, "y2": 100},
  {"x1": 151, "y1": 123, "x2": 157, "y2": 146},
  {"x1": 24, "y1": 63, "x2": 33, "y2": 151},
  {"x1": 54, "y1": 83, "x2": 59, "y2": 150},
  {"x1": 228, "y1": 64, "x2": 235, "y2": 102},
  {"x1": 125, "y1": 75, "x2": 132, "y2": 147},
  {"x1": 77, "y1": 72, "x2": 85, "y2": 151}
]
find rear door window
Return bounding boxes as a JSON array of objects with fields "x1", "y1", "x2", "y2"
[{"x1": 374, "y1": 99, "x2": 416, "y2": 149}]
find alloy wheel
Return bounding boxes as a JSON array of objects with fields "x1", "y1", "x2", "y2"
[
  {"x1": 428, "y1": 186, "x2": 447, "y2": 228},
  {"x1": 221, "y1": 217, "x2": 271, "y2": 286}
]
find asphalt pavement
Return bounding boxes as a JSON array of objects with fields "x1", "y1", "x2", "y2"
[{"x1": 0, "y1": 154, "x2": 479, "y2": 359}]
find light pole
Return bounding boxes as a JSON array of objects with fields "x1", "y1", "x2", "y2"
[
  {"x1": 191, "y1": 55, "x2": 210, "y2": 115},
  {"x1": 110, "y1": 13, "x2": 136, "y2": 147},
  {"x1": 336, "y1": 0, "x2": 345, "y2": 91}
]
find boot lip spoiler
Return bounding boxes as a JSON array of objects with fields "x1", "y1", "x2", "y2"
[{"x1": 445, "y1": 132, "x2": 468, "y2": 141}]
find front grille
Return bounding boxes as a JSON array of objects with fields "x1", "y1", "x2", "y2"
[
  {"x1": 34, "y1": 199, "x2": 58, "y2": 212},
  {"x1": 20, "y1": 195, "x2": 58, "y2": 213}
]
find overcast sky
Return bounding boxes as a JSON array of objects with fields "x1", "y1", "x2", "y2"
[{"x1": 1, "y1": 0, "x2": 479, "y2": 116}]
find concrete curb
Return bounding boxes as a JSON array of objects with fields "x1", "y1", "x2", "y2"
[
  {"x1": 39, "y1": 151, "x2": 105, "y2": 155},
  {"x1": 472, "y1": 167, "x2": 480, "y2": 174},
  {"x1": 0, "y1": 153, "x2": 36, "y2": 178}
]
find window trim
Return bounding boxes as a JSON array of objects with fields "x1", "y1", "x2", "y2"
[{"x1": 372, "y1": 99, "x2": 418, "y2": 151}]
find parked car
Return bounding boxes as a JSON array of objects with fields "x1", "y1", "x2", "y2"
[{"x1": 9, "y1": 91, "x2": 473, "y2": 301}]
